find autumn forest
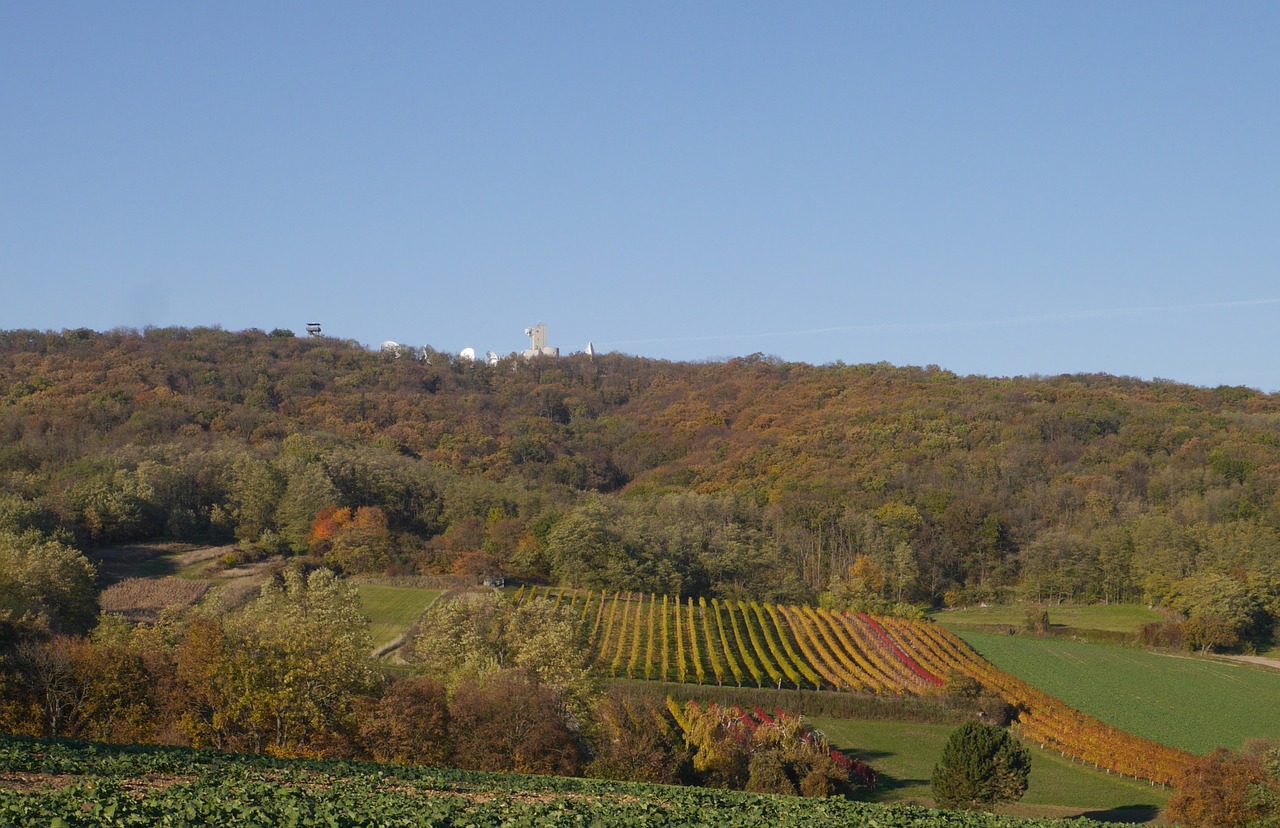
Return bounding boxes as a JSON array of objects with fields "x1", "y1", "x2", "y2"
[{"x1": 1, "y1": 326, "x2": 1278, "y2": 646}]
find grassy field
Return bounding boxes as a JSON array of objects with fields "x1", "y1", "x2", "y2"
[
  {"x1": 813, "y1": 717, "x2": 1167, "y2": 823},
  {"x1": 356, "y1": 583, "x2": 442, "y2": 649},
  {"x1": 957, "y1": 630, "x2": 1280, "y2": 753},
  {"x1": 932, "y1": 604, "x2": 1161, "y2": 635}
]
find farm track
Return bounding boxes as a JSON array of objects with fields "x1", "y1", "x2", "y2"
[{"x1": 1218, "y1": 653, "x2": 1280, "y2": 671}]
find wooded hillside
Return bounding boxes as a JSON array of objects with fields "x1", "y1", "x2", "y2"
[{"x1": 3, "y1": 326, "x2": 1279, "y2": 633}]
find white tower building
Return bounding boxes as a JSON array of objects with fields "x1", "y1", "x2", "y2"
[{"x1": 522, "y1": 322, "x2": 559, "y2": 358}]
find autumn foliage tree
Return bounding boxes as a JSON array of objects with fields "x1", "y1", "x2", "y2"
[
  {"x1": 9, "y1": 327, "x2": 1280, "y2": 636},
  {"x1": 356, "y1": 675, "x2": 451, "y2": 766},
  {"x1": 1167, "y1": 744, "x2": 1280, "y2": 828},
  {"x1": 585, "y1": 688, "x2": 687, "y2": 784},
  {"x1": 448, "y1": 669, "x2": 581, "y2": 776},
  {"x1": 172, "y1": 566, "x2": 373, "y2": 757},
  {"x1": 0, "y1": 630, "x2": 155, "y2": 742},
  {"x1": 307, "y1": 505, "x2": 393, "y2": 573}
]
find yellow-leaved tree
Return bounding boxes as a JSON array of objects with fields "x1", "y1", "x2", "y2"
[{"x1": 175, "y1": 566, "x2": 372, "y2": 757}]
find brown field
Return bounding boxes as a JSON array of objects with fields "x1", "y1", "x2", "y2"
[{"x1": 98, "y1": 577, "x2": 212, "y2": 621}]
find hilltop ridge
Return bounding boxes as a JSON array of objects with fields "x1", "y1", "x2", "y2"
[{"x1": 2, "y1": 326, "x2": 1278, "y2": 622}]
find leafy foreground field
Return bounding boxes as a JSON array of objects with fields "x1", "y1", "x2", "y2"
[
  {"x1": 814, "y1": 718, "x2": 1167, "y2": 823},
  {"x1": 959, "y1": 631, "x2": 1280, "y2": 753},
  {"x1": 0, "y1": 736, "x2": 1132, "y2": 828}
]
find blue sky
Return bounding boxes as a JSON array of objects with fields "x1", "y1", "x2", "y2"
[{"x1": 3, "y1": 3, "x2": 1278, "y2": 389}]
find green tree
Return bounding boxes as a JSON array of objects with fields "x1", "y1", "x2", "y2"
[
  {"x1": 412, "y1": 591, "x2": 506, "y2": 686},
  {"x1": 275, "y1": 462, "x2": 339, "y2": 552},
  {"x1": 412, "y1": 592, "x2": 596, "y2": 718},
  {"x1": 931, "y1": 722, "x2": 1030, "y2": 810},
  {"x1": 226, "y1": 456, "x2": 285, "y2": 542},
  {"x1": 891, "y1": 541, "x2": 920, "y2": 603},
  {"x1": 505, "y1": 599, "x2": 598, "y2": 722},
  {"x1": 1184, "y1": 613, "x2": 1240, "y2": 654},
  {"x1": 1171, "y1": 573, "x2": 1262, "y2": 652},
  {"x1": 0, "y1": 530, "x2": 97, "y2": 634},
  {"x1": 545, "y1": 499, "x2": 622, "y2": 588}
]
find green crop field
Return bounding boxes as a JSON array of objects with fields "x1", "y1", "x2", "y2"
[
  {"x1": 812, "y1": 717, "x2": 1167, "y2": 823},
  {"x1": 957, "y1": 631, "x2": 1280, "y2": 753},
  {"x1": 356, "y1": 584, "x2": 442, "y2": 649},
  {"x1": 0, "y1": 735, "x2": 1133, "y2": 828},
  {"x1": 933, "y1": 604, "x2": 1160, "y2": 635}
]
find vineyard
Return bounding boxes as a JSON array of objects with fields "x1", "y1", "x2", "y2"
[
  {"x1": 0, "y1": 735, "x2": 1126, "y2": 827},
  {"x1": 515, "y1": 588, "x2": 1198, "y2": 787}
]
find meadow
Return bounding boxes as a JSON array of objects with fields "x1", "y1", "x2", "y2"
[
  {"x1": 933, "y1": 604, "x2": 1161, "y2": 636},
  {"x1": 355, "y1": 583, "x2": 442, "y2": 651},
  {"x1": 957, "y1": 630, "x2": 1280, "y2": 753},
  {"x1": 812, "y1": 717, "x2": 1167, "y2": 823}
]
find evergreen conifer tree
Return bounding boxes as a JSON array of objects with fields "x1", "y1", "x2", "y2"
[{"x1": 931, "y1": 721, "x2": 1031, "y2": 809}]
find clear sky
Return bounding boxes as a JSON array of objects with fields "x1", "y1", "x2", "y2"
[{"x1": 3, "y1": 3, "x2": 1278, "y2": 390}]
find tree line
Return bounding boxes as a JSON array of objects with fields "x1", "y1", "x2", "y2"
[{"x1": 0, "y1": 564, "x2": 869, "y2": 798}]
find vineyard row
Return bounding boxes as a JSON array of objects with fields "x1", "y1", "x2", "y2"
[{"x1": 514, "y1": 587, "x2": 1198, "y2": 786}]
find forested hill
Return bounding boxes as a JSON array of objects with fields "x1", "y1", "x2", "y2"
[{"x1": 4, "y1": 326, "x2": 1280, "y2": 619}]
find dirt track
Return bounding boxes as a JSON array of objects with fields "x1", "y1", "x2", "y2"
[{"x1": 1219, "y1": 654, "x2": 1280, "y2": 670}]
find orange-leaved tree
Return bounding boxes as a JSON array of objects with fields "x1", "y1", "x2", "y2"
[
  {"x1": 1167, "y1": 745, "x2": 1279, "y2": 828},
  {"x1": 307, "y1": 505, "x2": 393, "y2": 573}
]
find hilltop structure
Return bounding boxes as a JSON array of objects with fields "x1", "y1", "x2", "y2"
[{"x1": 521, "y1": 322, "x2": 559, "y2": 358}]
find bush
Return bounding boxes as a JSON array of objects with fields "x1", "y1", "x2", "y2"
[
  {"x1": 624, "y1": 680, "x2": 970, "y2": 725},
  {"x1": 941, "y1": 672, "x2": 1013, "y2": 727},
  {"x1": 1139, "y1": 617, "x2": 1185, "y2": 649}
]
